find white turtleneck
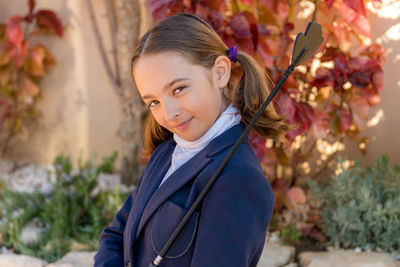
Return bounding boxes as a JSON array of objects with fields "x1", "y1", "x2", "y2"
[{"x1": 158, "y1": 103, "x2": 242, "y2": 188}]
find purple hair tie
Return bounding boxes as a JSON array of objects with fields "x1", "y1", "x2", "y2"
[{"x1": 228, "y1": 46, "x2": 238, "y2": 62}]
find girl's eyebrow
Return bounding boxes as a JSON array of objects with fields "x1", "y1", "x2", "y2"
[{"x1": 142, "y1": 78, "x2": 190, "y2": 100}]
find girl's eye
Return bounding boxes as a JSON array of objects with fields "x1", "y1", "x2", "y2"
[
  {"x1": 148, "y1": 100, "x2": 159, "y2": 108},
  {"x1": 173, "y1": 86, "x2": 186, "y2": 95}
]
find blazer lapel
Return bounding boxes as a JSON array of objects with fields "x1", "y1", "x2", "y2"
[
  {"x1": 135, "y1": 149, "x2": 212, "y2": 242},
  {"x1": 125, "y1": 139, "x2": 174, "y2": 258}
]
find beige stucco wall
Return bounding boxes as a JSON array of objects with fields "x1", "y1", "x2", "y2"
[
  {"x1": 1, "y1": 1, "x2": 398, "y2": 171},
  {"x1": 0, "y1": 0, "x2": 150, "y2": 170}
]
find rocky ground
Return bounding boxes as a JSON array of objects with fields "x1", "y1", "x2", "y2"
[{"x1": 0, "y1": 159, "x2": 399, "y2": 267}]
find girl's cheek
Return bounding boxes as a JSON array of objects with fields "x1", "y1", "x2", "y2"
[{"x1": 152, "y1": 111, "x2": 165, "y2": 128}]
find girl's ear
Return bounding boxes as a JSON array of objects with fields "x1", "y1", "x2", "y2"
[{"x1": 212, "y1": 55, "x2": 231, "y2": 89}]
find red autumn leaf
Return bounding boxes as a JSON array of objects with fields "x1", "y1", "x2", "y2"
[
  {"x1": 250, "y1": 23, "x2": 259, "y2": 50},
  {"x1": 35, "y1": 10, "x2": 63, "y2": 37},
  {"x1": 348, "y1": 56, "x2": 382, "y2": 90},
  {"x1": 344, "y1": 0, "x2": 367, "y2": 17},
  {"x1": 235, "y1": 37, "x2": 253, "y2": 54},
  {"x1": 208, "y1": 0, "x2": 227, "y2": 13},
  {"x1": 294, "y1": 101, "x2": 315, "y2": 130},
  {"x1": 364, "y1": 89, "x2": 381, "y2": 106},
  {"x1": 18, "y1": 74, "x2": 40, "y2": 105},
  {"x1": 284, "y1": 75, "x2": 299, "y2": 94},
  {"x1": 209, "y1": 10, "x2": 224, "y2": 30},
  {"x1": 257, "y1": 2, "x2": 281, "y2": 28},
  {"x1": 260, "y1": 0, "x2": 289, "y2": 21},
  {"x1": 272, "y1": 190, "x2": 293, "y2": 211},
  {"x1": 240, "y1": 11, "x2": 259, "y2": 50},
  {"x1": 349, "y1": 70, "x2": 370, "y2": 88},
  {"x1": 0, "y1": 100, "x2": 12, "y2": 121},
  {"x1": 288, "y1": 187, "x2": 307, "y2": 204},
  {"x1": 325, "y1": 0, "x2": 336, "y2": 8},
  {"x1": 8, "y1": 41, "x2": 28, "y2": 67},
  {"x1": 24, "y1": 45, "x2": 46, "y2": 76},
  {"x1": 284, "y1": 22, "x2": 294, "y2": 33},
  {"x1": 257, "y1": 38, "x2": 274, "y2": 68},
  {"x1": 319, "y1": 46, "x2": 338, "y2": 62},
  {"x1": 6, "y1": 16, "x2": 23, "y2": 46},
  {"x1": 333, "y1": 53, "x2": 348, "y2": 73},
  {"x1": 167, "y1": 2, "x2": 186, "y2": 17},
  {"x1": 229, "y1": 13, "x2": 252, "y2": 39},
  {"x1": 349, "y1": 94, "x2": 370, "y2": 128},
  {"x1": 336, "y1": 3, "x2": 371, "y2": 38},
  {"x1": 271, "y1": 179, "x2": 290, "y2": 211},
  {"x1": 279, "y1": 94, "x2": 315, "y2": 139},
  {"x1": 248, "y1": 129, "x2": 266, "y2": 161},
  {"x1": 221, "y1": 31, "x2": 235, "y2": 48},
  {"x1": 312, "y1": 67, "x2": 334, "y2": 89},
  {"x1": 340, "y1": 109, "x2": 352, "y2": 133},
  {"x1": 257, "y1": 24, "x2": 270, "y2": 36},
  {"x1": 372, "y1": 67, "x2": 383, "y2": 91},
  {"x1": 238, "y1": 0, "x2": 254, "y2": 5},
  {"x1": 310, "y1": 109, "x2": 330, "y2": 138},
  {"x1": 348, "y1": 55, "x2": 377, "y2": 70},
  {"x1": 264, "y1": 36, "x2": 280, "y2": 56},
  {"x1": 148, "y1": 0, "x2": 176, "y2": 21},
  {"x1": 363, "y1": 43, "x2": 386, "y2": 65},
  {"x1": 278, "y1": 33, "x2": 292, "y2": 64},
  {"x1": 261, "y1": 147, "x2": 278, "y2": 166},
  {"x1": 330, "y1": 23, "x2": 352, "y2": 52},
  {"x1": 271, "y1": 178, "x2": 290, "y2": 194},
  {"x1": 29, "y1": 0, "x2": 36, "y2": 14}
]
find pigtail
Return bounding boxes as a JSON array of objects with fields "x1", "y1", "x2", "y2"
[{"x1": 233, "y1": 51, "x2": 288, "y2": 143}]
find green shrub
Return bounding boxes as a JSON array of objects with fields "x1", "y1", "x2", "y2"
[
  {"x1": 0, "y1": 151, "x2": 130, "y2": 262},
  {"x1": 308, "y1": 155, "x2": 400, "y2": 255},
  {"x1": 278, "y1": 222, "x2": 300, "y2": 246}
]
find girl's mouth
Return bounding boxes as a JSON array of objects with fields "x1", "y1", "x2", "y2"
[{"x1": 174, "y1": 117, "x2": 193, "y2": 131}]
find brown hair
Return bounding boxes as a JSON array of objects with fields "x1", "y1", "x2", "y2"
[{"x1": 131, "y1": 13, "x2": 288, "y2": 156}]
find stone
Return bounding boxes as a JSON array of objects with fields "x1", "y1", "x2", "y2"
[
  {"x1": 20, "y1": 221, "x2": 46, "y2": 245},
  {"x1": 299, "y1": 250, "x2": 400, "y2": 267},
  {"x1": 0, "y1": 253, "x2": 47, "y2": 267},
  {"x1": 257, "y1": 242, "x2": 296, "y2": 267},
  {"x1": 46, "y1": 251, "x2": 96, "y2": 267},
  {"x1": 69, "y1": 240, "x2": 93, "y2": 252}
]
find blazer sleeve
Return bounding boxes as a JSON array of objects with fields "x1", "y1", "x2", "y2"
[
  {"x1": 93, "y1": 175, "x2": 143, "y2": 267},
  {"x1": 189, "y1": 166, "x2": 275, "y2": 267}
]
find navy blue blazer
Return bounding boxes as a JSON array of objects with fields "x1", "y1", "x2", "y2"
[{"x1": 94, "y1": 122, "x2": 275, "y2": 267}]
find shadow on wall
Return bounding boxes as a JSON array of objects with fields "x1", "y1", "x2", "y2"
[{"x1": 343, "y1": 0, "x2": 400, "y2": 165}]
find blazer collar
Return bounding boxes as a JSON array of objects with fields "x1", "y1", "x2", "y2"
[{"x1": 134, "y1": 122, "x2": 248, "y2": 242}]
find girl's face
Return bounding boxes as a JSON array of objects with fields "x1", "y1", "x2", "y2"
[{"x1": 133, "y1": 51, "x2": 231, "y2": 142}]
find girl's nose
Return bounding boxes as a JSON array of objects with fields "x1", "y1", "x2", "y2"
[{"x1": 163, "y1": 100, "x2": 181, "y2": 122}]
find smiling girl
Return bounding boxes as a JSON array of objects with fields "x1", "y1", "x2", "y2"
[{"x1": 94, "y1": 13, "x2": 287, "y2": 267}]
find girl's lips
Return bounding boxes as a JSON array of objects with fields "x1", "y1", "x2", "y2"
[{"x1": 174, "y1": 117, "x2": 193, "y2": 130}]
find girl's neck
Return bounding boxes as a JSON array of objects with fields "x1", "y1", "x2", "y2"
[{"x1": 173, "y1": 103, "x2": 241, "y2": 150}]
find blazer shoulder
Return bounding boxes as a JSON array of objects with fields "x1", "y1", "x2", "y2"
[
  {"x1": 225, "y1": 141, "x2": 264, "y2": 175},
  {"x1": 216, "y1": 142, "x2": 274, "y2": 199}
]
